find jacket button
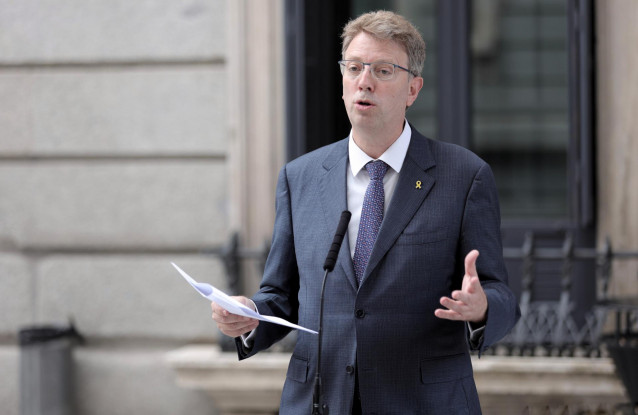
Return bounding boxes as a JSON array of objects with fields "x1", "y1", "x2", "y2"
[
  {"x1": 345, "y1": 365, "x2": 354, "y2": 374},
  {"x1": 355, "y1": 309, "x2": 365, "y2": 319}
]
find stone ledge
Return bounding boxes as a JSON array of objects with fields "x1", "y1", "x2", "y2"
[
  {"x1": 472, "y1": 355, "x2": 627, "y2": 413},
  {"x1": 166, "y1": 345, "x2": 629, "y2": 415},
  {"x1": 473, "y1": 355, "x2": 624, "y2": 395},
  {"x1": 166, "y1": 345, "x2": 288, "y2": 415}
]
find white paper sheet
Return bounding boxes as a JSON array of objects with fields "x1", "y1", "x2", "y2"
[{"x1": 171, "y1": 262, "x2": 317, "y2": 334}]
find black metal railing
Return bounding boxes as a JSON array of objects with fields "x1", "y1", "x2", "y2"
[
  {"x1": 494, "y1": 233, "x2": 638, "y2": 357},
  {"x1": 207, "y1": 231, "x2": 638, "y2": 358},
  {"x1": 207, "y1": 231, "x2": 638, "y2": 408}
]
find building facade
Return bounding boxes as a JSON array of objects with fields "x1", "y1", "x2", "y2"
[
  {"x1": 0, "y1": 1, "x2": 234, "y2": 414},
  {"x1": 0, "y1": 0, "x2": 636, "y2": 414}
]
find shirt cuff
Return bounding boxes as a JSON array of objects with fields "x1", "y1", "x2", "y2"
[
  {"x1": 467, "y1": 321, "x2": 485, "y2": 350},
  {"x1": 239, "y1": 299, "x2": 259, "y2": 349},
  {"x1": 240, "y1": 328, "x2": 256, "y2": 348}
]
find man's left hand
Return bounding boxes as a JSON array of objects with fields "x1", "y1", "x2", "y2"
[{"x1": 434, "y1": 250, "x2": 488, "y2": 324}]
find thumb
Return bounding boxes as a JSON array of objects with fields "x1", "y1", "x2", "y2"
[
  {"x1": 464, "y1": 250, "x2": 479, "y2": 278},
  {"x1": 233, "y1": 296, "x2": 256, "y2": 312}
]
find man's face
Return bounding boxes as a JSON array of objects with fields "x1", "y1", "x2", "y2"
[{"x1": 342, "y1": 32, "x2": 422, "y2": 141}]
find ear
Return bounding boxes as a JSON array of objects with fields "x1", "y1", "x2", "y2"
[{"x1": 406, "y1": 76, "x2": 424, "y2": 108}]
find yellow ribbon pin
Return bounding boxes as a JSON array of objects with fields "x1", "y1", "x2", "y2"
[{"x1": 415, "y1": 180, "x2": 422, "y2": 189}]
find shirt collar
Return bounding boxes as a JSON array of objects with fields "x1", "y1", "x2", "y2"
[{"x1": 348, "y1": 120, "x2": 412, "y2": 176}]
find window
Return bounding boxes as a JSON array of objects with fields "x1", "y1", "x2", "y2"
[
  {"x1": 471, "y1": 1, "x2": 570, "y2": 220},
  {"x1": 286, "y1": 0, "x2": 596, "y2": 316}
]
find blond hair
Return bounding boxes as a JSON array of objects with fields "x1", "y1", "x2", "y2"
[{"x1": 341, "y1": 10, "x2": 426, "y2": 76}]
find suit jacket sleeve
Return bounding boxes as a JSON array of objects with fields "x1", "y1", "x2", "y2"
[
  {"x1": 235, "y1": 165, "x2": 300, "y2": 359},
  {"x1": 461, "y1": 163, "x2": 520, "y2": 353}
]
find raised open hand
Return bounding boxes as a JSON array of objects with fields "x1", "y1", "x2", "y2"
[{"x1": 434, "y1": 250, "x2": 488, "y2": 324}]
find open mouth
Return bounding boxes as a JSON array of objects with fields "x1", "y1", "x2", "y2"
[{"x1": 356, "y1": 99, "x2": 373, "y2": 107}]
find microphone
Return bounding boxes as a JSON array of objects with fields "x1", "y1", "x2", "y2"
[
  {"x1": 323, "y1": 211, "x2": 352, "y2": 272},
  {"x1": 313, "y1": 210, "x2": 351, "y2": 415}
]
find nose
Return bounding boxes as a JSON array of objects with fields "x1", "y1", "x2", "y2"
[{"x1": 357, "y1": 65, "x2": 375, "y2": 91}]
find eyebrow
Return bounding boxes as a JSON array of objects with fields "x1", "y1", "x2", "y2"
[
  {"x1": 344, "y1": 57, "x2": 400, "y2": 64},
  {"x1": 343, "y1": 56, "x2": 410, "y2": 68}
]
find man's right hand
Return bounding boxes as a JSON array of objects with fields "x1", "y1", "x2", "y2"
[{"x1": 211, "y1": 296, "x2": 260, "y2": 338}]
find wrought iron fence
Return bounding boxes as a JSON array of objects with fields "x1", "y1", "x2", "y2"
[
  {"x1": 206, "y1": 232, "x2": 638, "y2": 410},
  {"x1": 207, "y1": 231, "x2": 638, "y2": 357},
  {"x1": 494, "y1": 233, "x2": 638, "y2": 357}
]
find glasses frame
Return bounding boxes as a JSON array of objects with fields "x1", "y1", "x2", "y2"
[{"x1": 338, "y1": 59, "x2": 418, "y2": 80}]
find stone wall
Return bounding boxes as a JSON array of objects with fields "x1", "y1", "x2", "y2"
[
  {"x1": 0, "y1": 1, "x2": 230, "y2": 413},
  {"x1": 596, "y1": 0, "x2": 638, "y2": 298}
]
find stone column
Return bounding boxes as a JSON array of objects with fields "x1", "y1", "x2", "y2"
[
  {"x1": 595, "y1": 0, "x2": 638, "y2": 298},
  {"x1": 226, "y1": 0, "x2": 286, "y2": 294}
]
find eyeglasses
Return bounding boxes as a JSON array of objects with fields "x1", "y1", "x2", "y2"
[{"x1": 338, "y1": 60, "x2": 417, "y2": 81}]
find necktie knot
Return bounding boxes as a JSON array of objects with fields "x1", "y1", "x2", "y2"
[{"x1": 365, "y1": 160, "x2": 388, "y2": 181}]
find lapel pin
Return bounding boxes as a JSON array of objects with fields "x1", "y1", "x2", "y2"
[{"x1": 415, "y1": 180, "x2": 422, "y2": 189}]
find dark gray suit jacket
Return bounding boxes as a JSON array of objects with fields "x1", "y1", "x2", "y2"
[{"x1": 236, "y1": 128, "x2": 520, "y2": 414}]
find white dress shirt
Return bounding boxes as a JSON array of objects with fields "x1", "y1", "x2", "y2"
[{"x1": 347, "y1": 121, "x2": 412, "y2": 258}]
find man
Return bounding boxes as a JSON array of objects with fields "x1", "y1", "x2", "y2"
[{"x1": 213, "y1": 10, "x2": 520, "y2": 414}]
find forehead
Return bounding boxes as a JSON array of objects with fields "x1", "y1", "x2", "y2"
[{"x1": 344, "y1": 32, "x2": 408, "y2": 64}]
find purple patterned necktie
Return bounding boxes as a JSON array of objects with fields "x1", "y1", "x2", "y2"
[{"x1": 353, "y1": 160, "x2": 388, "y2": 284}]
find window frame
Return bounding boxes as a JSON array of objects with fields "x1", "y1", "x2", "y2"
[{"x1": 284, "y1": 0, "x2": 597, "y2": 312}]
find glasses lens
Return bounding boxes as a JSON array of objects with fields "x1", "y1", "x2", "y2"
[
  {"x1": 339, "y1": 61, "x2": 399, "y2": 80},
  {"x1": 371, "y1": 63, "x2": 395, "y2": 80},
  {"x1": 341, "y1": 61, "x2": 363, "y2": 77}
]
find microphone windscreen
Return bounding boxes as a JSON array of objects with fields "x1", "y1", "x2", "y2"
[{"x1": 323, "y1": 211, "x2": 352, "y2": 271}]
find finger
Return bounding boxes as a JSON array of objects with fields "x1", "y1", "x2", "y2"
[
  {"x1": 213, "y1": 311, "x2": 254, "y2": 325},
  {"x1": 466, "y1": 276, "x2": 482, "y2": 295},
  {"x1": 437, "y1": 300, "x2": 482, "y2": 322},
  {"x1": 211, "y1": 303, "x2": 253, "y2": 325},
  {"x1": 211, "y1": 301, "x2": 229, "y2": 317},
  {"x1": 451, "y1": 290, "x2": 471, "y2": 303},
  {"x1": 434, "y1": 308, "x2": 463, "y2": 321},
  {"x1": 217, "y1": 320, "x2": 245, "y2": 332},
  {"x1": 218, "y1": 319, "x2": 259, "y2": 338},
  {"x1": 464, "y1": 249, "x2": 479, "y2": 278},
  {"x1": 439, "y1": 296, "x2": 468, "y2": 314},
  {"x1": 231, "y1": 296, "x2": 254, "y2": 310}
]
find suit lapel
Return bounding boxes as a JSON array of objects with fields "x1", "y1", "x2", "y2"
[
  {"x1": 319, "y1": 139, "x2": 357, "y2": 290},
  {"x1": 362, "y1": 131, "x2": 436, "y2": 284}
]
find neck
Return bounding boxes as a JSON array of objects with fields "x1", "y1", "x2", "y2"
[{"x1": 352, "y1": 122, "x2": 404, "y2": 159}]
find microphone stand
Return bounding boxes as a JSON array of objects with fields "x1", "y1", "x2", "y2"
[
  {"x1": 312, "y1": 211, "x2": 351, "y2": 415},
  {"x1": 312, "y1": 268, "x2": 331, "y2": 415}
]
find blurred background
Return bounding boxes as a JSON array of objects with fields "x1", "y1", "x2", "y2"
[{"x1": 1, "y1": 0, "x2": 637, "y2": 414}]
